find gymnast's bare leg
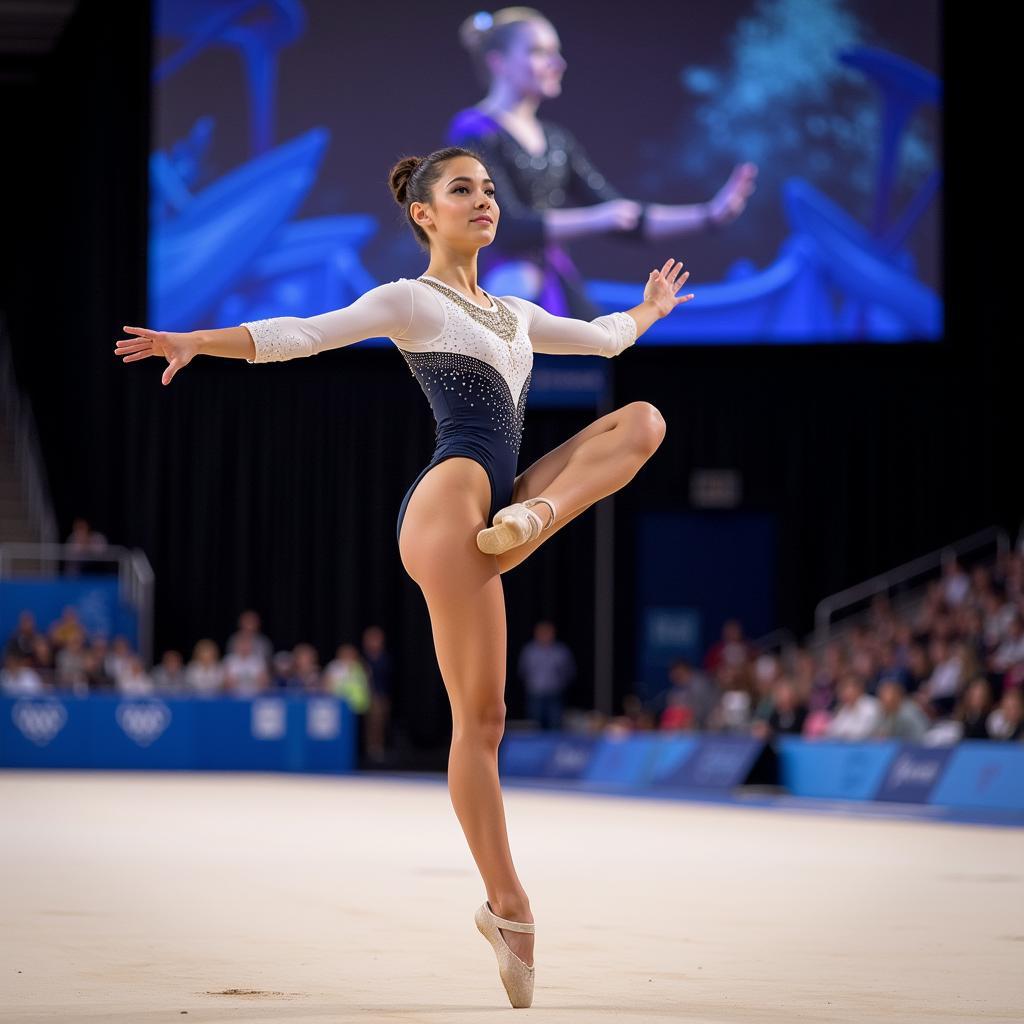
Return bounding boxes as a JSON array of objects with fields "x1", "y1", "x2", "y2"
[
  {"x1": 495, "y1": 400, "x2": 666, "y2": 574},
  {"x1": 399, "y1": 456, "x2": 537, "y2": 966},
  {"x1": 396, "y1": 404, "x2": 665, "y2": 970}
]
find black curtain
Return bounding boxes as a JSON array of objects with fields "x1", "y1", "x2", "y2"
[{"x1": 1, "y1": 2, "x2": 1016, "y2": 753}]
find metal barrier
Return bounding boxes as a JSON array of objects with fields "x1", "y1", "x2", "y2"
[
  {"x1": 813, "y1": 525, "x2": 1011, "y2": 644},
  {"x1": 0, "y1": 543, "x2": 155, "y2": 665},
  {"x1": 0, "y1": 315, "x2": 57, "y2": 546}
]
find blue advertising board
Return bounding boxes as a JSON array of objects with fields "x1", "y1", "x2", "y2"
[
  {"x1": 778, "y1": 738, "x2": 900, "y2": 800},
  {"x1": 875, "y1": 745, "x2": 954, "y2": 804},
  {"x1": 0, "y1": 694, "x2": 356, "y2": 773},
  {"x1": 929, "y1": 742, "x2": 1024, "y2": 810}
]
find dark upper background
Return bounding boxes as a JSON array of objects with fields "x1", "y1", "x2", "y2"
[{"x1": 0, "y1": 1, "x2": 1014, "y2": 754}]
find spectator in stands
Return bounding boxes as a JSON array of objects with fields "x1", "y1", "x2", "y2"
[
  {"x1": 851, "y1": 646, "x2": 882, "y2": 695},
  {"x1": 289, "y1": 643, "x2": 322, "y2": 693},
  {"x1": 703, "y1": 619, "x2": 750, "y2": 675},
  {"x1": 986, "y1": 687, "x2": 1023, "y2": 741},
  {"x1": 825, "y1": 673, "x2": 882, "y2": 741},
  {"x1": 5, "y1": 610, "x2": 40, "y2": 661},
  {"x1": 226, "y1": 609, "x2": 273, "y2": 668},
  {"x1": 876, "y1": 642, "x2": 912, "y2": 693},
  {"x1": 223, "y1": 632, "x2": 270, "y2": 697},
  {"x1": 941, "y1": 557, "x2": 971, "y2": 607},
  {"x1": 996, "y1": 550, "x2": 1023, "y2": 604},
  {"x1": 104, "y1": 635, "x2": 137, "y2": 688},
  {"x1": 957, "y1": 605, "x2": 987, "y2": 664},
  {"x1": 953, "y1": 677, "x2": 994, "y2": 740},
  {"x1": 185, "y1": 638, "x2": 225, "y2": 697},
  {"x1": 791, "y1": 648, "x2": 816, "y2": 706},
  {"x1": 706, "y1": 661, "x2": 754, "y2": 734},
  {"x1": 867, "y1": 593, "x2": 897, "y2": 639},
  {"x1": 362, "y1": 625, "x2": 394, "y2": 763},
  {"x1": 48, "y1": 606, "x2": 86, "y2": 650},
  {"x1": 655, "y1": 659, "x2": 715, "y2": 731},
  {"x1": 270, "y1": 650, "x2": 294, "y2": 689},
  {"x1": 873, "y1": 680, "x2": 929, "y2": 741},
  {"x1": 324, "y1": 643, "x2": 371, "y2": 713},
  {"x1": 151, "y1": 650, "x2": 186, "y2": 693},
  {"x1": 616, "y1": 693, "x2": 656, "y2": 734},
  {"x1": 518, "y1": 620, "x2": 576, "y2": 731},
  {"x1": 981, "y1": 587, "x2": 1016, "y2": 651},
  {"x1": 90, "y1": 633, "x2": 109, "y2": 670},
  {"x1": 904, "y1": 642, "x2": 931, "y2": 697},
  {"x1": 924, "y1": 638, "x2": 968, "y2": 716},
  {"x1": 1, "y1": 652, "x2": 45, "y2": 695},
  {"x1": 117, "y1": 655, "x2": 155, "y2": 697},
  {"x1": 988, "y1": 614, "x2": 1024, "y2": 683},
  {"x1": 55, "y1": 633, "x2": 89, "y2": 690},
  {"x1": 62, "y1": 517, "x2": 109, "y2": 576},
  {"x1": 30, "y1": 636, "x2": 55, "y2": 688},
  {"x1": 83, "y1": 648, "x2": 114, "y2": 691},
  {"x1": 809, "y1": 642, "x2": 844, "y2": 713},
  {"x1": 751, "y1": 653, "x2": 782, "y2": 720},
  {"x1": 750, "y1": 678, "x2": 807, "y2": 740}
]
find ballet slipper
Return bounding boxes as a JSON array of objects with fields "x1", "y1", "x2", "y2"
[
  {"x1": 474, "y1": 900, "x2": 535, "y2": 1008},
  {"x1": 475, "y1": 497, "x2": 557, "y2": 555}
]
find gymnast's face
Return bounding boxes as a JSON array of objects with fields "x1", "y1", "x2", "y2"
[
  {"x1": 412, "y1": 156, "x2": 499, "y2": 251},
  {"x1": 489, "y1": 19, "x2": 565, "y2": 101}
]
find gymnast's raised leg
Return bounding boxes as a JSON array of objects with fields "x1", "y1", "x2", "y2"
[{"x1": 494, "y1": 400, "x2": 667, "y2": 574}]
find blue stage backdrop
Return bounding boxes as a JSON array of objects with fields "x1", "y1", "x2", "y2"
[{"x1": 151, "y1": 0, "x2": 941, "y2": 345}]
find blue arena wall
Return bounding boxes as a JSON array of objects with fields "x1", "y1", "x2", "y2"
[
  {"x1": 497, "y1": 732, "x2": 1024, "y2": 819},
  {"x1": 0, "y1": 695, "x2": 356, "y2": 773}
]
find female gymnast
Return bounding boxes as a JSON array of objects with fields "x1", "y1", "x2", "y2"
[
  {"x1": 114, "y1": 146, "x2": 693, "y2": 1009},
  {"x1": 449, "y1": 6, "x2": 757, "y2": 319}
]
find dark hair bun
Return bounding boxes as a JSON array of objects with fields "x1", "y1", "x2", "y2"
[{"x1": 388, "y1": 156, "x2": 421, "y2": 206}]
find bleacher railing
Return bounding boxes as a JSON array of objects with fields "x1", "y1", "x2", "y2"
[
  {"x1": 0, "y1": 316, "x2": 58, "y2": 546},
  {"x1": 0, "y1": 543, "x2": 155, "y2": 665},
  {"x1": 813, "y1": 525, "x2": 1011, "y2": 644}
]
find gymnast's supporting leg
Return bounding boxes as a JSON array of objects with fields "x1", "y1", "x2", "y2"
[
  {"x1": 495, "y1": 400, "x2": 667, "y2": 574},
  {"x1": 398, "y1": 460, "x2": 535, "y2": 971}
]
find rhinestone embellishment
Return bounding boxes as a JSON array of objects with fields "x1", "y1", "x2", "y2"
[{"x1": 417, "y1": 276, "x2": 519, "y2": 348}]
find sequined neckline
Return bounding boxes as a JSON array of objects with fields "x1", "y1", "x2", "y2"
[{"x1": 418, "y1": 275, "x2": 498, "y2": 313}]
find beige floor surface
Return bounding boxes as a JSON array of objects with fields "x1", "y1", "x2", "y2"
[{"x1": 0, "y1": 770, "x2": 1021, "y2": 1024}]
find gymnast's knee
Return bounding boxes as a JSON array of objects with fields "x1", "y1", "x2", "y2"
[
  {"x1": 623, "y1": 401, "x2": 666, "y2": 455},
  {"x1": 453, "y1": 700, "x2": 507, "y2": 749}
]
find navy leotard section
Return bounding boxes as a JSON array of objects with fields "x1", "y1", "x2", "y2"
[
  {"x1": 393, "y1": 278, "x2": 533, "y2": 546},
  {"x1": 395, "y1": 449, "x2": 504, "y2": 547},
  {"x1": 394, "y1": 350, "x2": 529, "y2": 544}
]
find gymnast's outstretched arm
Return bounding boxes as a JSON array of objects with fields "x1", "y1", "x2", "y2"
[
  {"x1": 504, "y1": 257, "x2": 693, "y2": 358},
  {"x1": 115, "y1": 280, "x2": 437, "y2": 385}
]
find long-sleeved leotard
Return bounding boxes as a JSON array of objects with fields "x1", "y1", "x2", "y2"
[{"x1": 241, "y1": 275, "x2": 637, "y2": 542}]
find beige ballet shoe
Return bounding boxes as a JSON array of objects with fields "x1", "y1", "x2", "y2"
[
  {"x1": 474, "y1": 900, "x2": 535, "y2": 1008},
  {"x1": 476, "y1": 497, "x2": 557, "y2": 555}
]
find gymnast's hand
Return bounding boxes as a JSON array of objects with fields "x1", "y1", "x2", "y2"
[
  {"x1": 115, "y1": 326, "x2": 200, "y2": 386},
  {"x1": 706, "y1": 162, "x2": 758, "y2": 226},
  {"x1": 643, "y1": 258, "x2": 693, "y2": 317}
]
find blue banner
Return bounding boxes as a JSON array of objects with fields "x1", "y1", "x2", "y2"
[
  {"x1": 0, "y1": 695, "x2": 355, "y2": 773},
  {"x1": 774, "y1": 738, "x2": 901, "y2": 800},
  {"x1": 929, "y1": 742, "x2": 1024, "y2": 810},
  {"x1": 495, "y1": 733, "x2": 1024, "y2": 816},
  {"x1": 875, "y1": 745, "x2": 954, "y2": 804},
  {"x1": 660, "y1": 735, "x2": 766, "y2": 791},
  {"x1": 498, "y1": 733, "x2": 600, "y2": 780},
  {"x1": 583, "y1": 734, "x2": 667, "y2": 786}
]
